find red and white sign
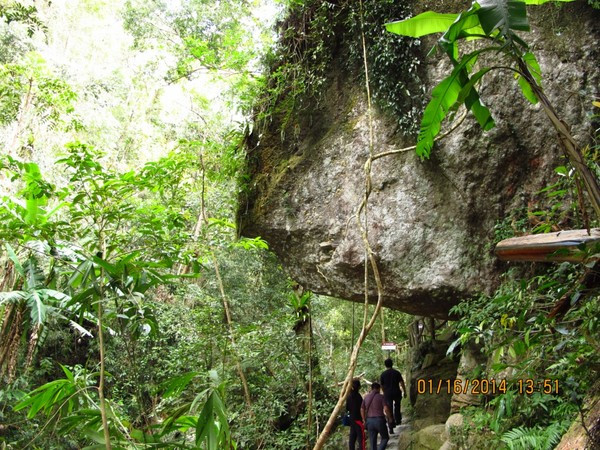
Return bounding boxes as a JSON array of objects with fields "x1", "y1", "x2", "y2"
[{"x1": 381, "y1": 342, "x2": 396, "y2": 351}]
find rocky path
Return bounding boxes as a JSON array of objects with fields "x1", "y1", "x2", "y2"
[
  {"x1": 389, "y1": 415, "x2": 412, "y2": 449},
  {"x1": 386, "y1": 424, "x2": 401, "y2": 448},
  {"x1": 363, "y1": 417, "x2": 412, "y2": 449}
]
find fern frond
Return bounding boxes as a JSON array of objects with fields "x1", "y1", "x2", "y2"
[{"x1": 501, "y1": 423, "x2": 565, "y2": 450}]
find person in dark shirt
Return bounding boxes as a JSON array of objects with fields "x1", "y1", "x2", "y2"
[
  {"x1": 361, "y1": 382, "x2": 392, "y2": 450},
  {"x1": 346, "y1": 379, "x2": 365, "y2": 450},
  {"x1": 380, "y1": 358, "x2": 407, "y2": 433}
]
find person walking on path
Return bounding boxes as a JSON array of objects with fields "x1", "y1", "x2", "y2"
[
  {"x1": 361, "y1": 382, "x2": 393, "y2": 450},
  {"x1": 346, "y1": 379, "x2": 366, "y2": 450},
  {"x1": 380, "y1": 358, "x2": 407, "y2": 434}
]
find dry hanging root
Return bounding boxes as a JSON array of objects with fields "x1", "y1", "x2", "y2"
[{"x1": 312, "y1": 1, "x2": 385, "y2": 447}]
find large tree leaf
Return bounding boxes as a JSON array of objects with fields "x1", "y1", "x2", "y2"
[
  {"x1": 439, "y1": 6, "x2": 483, "y2": 61},
  {"x1": 15, "y1": 380, "x2": 61, "y2": 417},
  {"x1": 517, "y1": 74, "x2": 537, "y2": 103},
  {"x1": 516, "y1": 51, "x2": 543, "y2": 103},
  {"x1": 193, "y1": 388, "x2": 234, "y2": 449},
  {"x1": 68, "y1": 320, "x2": 93, "y2": 338},
  {"x1": 441, "y1": 5, "x2": 483, "y2": 45},
  {"x1": 449, "y1": 48, "x2": 496, "y2": 131},
  {"x1": 59, "y1": 409, "x2": 103, "y2": 435},
  {"x1": 27, "y1": 290, "x2": 46, "y2": 324},
  {"x1": 25, "y1": 196, "x2": 46, "y2": 226},
  {"x1": 417, "y1": 48, "x2": 494, "y2": 158},
  {"x1": 22, "y1": 162, "x2": 48, "y2": 226},
  {"x1": 385, "y1": 12, "x2": 459, "y2": 37},
  {"x1": 67, "y1": 260, "x2": 92, "y2": 289},
  {"x1": 457, "y1": 65, "x2": 495, "y2": 131},
  {"x1": 195, "y1": 393, "x2": 214, "y2": 446},
  {"x1": 60, "y1": 364, "x2": 75, "y2": 382},
  {"x1": 92, "y1": 255, "x2": 119, "y2": 277},
  {"x1": 161, "y1": 371, "x2": 199, "y2": 399},
  {"x1": 457, "y1": 67, "x2": 494, "y2": 105},
  {"x1": 211, "y1": 388, "x2": 232, "y2": 446},
  {"x1": 464, "y1": 88, "x2": 495, "y2": 131},
  {"x1": 38, "y1": 288, "x2": 70, "y2": 303},
  {"x1": 477, "y1": 0, "x2": 530, "y2": 35},
  {"x1": 24, "y1": 257, "x2": 45, "y2": 289},
  {"x1": 5, "y1": 243, "x2": 25, "y2": 277},
  {"x1": 417, "y1": 74, "x2": 462, "y2": 158},
  {"x1": 67, "y1": 286, "x2": 96, "y2": 308}
]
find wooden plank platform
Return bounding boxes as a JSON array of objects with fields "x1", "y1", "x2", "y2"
[{"x1": 495, "y1": 228, "x2": 600, "y2": 263}]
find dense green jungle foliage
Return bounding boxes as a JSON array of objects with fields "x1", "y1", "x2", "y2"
[{"x1": 0, "y1": 0, "x2": 599, "y2": 449}]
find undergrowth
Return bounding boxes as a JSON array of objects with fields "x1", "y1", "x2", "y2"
[{"x1": 450, "y1": 134, "x2": 600, "y2": 448}]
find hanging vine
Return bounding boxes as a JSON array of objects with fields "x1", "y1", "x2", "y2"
[
  {"x1": 311, "y1": 1, "x2": 471, "y2": 445},
  {"x1": 313, "y1": 1, "x2": 385, "y2": 447}
]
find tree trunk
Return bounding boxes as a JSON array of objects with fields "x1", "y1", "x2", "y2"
[
  {"x1": 98, "y1": 238, "x2": 112, "y2": 450},
  {"x1": 291, "y1": 293, "x2": 322, "y2": 448},
  {"x1": 211, "y1": 253, "x2": 253, "y2": 410},
  {"x1": 97, "y1": 299, "x2": 112, "y2": 450}
]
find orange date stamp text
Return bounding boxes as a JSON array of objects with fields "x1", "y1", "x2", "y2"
[{"x1": 416, "y1": 378, "x2": 560, "y2": 395}]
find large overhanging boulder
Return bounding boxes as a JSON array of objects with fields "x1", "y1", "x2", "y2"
[{"x1": 239, "y1": 4, "x2": 600, "y2": 318}]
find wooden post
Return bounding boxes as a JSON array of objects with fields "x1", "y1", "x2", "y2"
[{"x1": 495, "y1": 229, "x2": 600, "y2": 263}]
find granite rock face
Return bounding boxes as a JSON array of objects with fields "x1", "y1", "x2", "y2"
[{"x1": 240, "y1": 4, "x2": 600, "y2": 317}]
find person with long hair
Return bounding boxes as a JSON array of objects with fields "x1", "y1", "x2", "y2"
[{"x1": 346, "y1": 378, "x2": 365, "y2": 450}]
